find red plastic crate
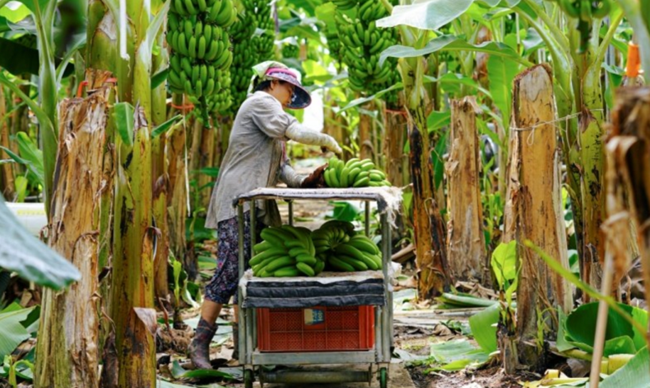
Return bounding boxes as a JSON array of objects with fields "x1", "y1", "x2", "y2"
[{"x1": 256, "y1": 305, "x2": 375, "y2": 352}]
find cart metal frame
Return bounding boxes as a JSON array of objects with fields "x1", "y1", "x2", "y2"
[{"x1": 234, "y1": 188, "x2": 396, "y2": 387}]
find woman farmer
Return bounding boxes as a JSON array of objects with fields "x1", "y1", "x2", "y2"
[{"x1": 189, "y1": 62, "x2": 342, "y2": 369}]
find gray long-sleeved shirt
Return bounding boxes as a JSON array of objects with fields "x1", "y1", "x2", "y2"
[{"x1": 205, "y1": 91, "x2": 305, "y2": 228}]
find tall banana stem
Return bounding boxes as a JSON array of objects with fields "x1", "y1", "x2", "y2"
[{"x1": 398, "y1": 31, "x2": 450, "y2": 297}]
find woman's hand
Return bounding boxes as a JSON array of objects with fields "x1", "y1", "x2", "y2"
[
  {"x1": 321, "y1": 134, "x2": 343, "y2": 154},
  {"x1": 300, "y1": 164, "x2": 328, "y2": 188}
]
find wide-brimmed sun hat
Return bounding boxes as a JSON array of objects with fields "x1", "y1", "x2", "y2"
[{"x1": 251, "y1": 61, "x2": 311, "y2": 109}]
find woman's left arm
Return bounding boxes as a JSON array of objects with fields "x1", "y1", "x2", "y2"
[{"x1": 278, "y1": 160, "x2": 306, "y2": 188}]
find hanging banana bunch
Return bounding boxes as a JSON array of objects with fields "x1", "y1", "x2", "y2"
[
  {"x1": 226, "y1": 0, "x2": 275, "y2": 114},
  {"x1": 332, "y1": 0, "x2": 400, "y2": 105},
  {"x1": 324, "y1": 24, "x2": 343, "y2": 67},
  {"x1": 552, "y1": 0, "x2": 611, "y2": 53},
  {"x1": 167, "y1": 0, "x2": 237, "y2": 117},
  {"x1": 246, "y1": 0, "x2": 275, "y2": 61},
  {"x1": 227, "y1": 8, "x2": 258, "y2": 113}
]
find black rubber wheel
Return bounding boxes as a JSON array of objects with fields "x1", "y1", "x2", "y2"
[
  {"x1": 244, "y1": 368, "x2": 254, "y2": 388},
  {"x1": 379, "y1": 367, "x2": 388, "y2": 388}
]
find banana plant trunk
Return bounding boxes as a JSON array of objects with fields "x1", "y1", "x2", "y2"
[
  {"x1": 189, "y1": 117, "x2": 203, "y2": 186},
  {"x1": 579, "y1": 55, "x2": 608, "y2": 292},
  {"x1": 168, "y1": 97, "x2": 191, "y2": 282},
  {"x1": 35, "y1": 80, "x2": 111, "y2": 388},
  {"x1": 505, "y1": 65, "x2": 572, "y2": 368},
  {"x1": 152, "y1": 30, "x2": 170, "y2": 308},
  {"x1": 609, "y1": 86, "x2": 650, "y2": 353},
  {"x1": 199, "y1": 124, "x2": 216, "y2": 207},
  {"x1": 399, "y1": 52, "x2": 450, "y2": 299},
  {"x1": 383, "y1": 109, "x2": 408, "y2": 187},
  {"x1": 446, "y1": 97, "x2": 487, "y2": 284},
  {"x1": 408, "y1": 104, "x2": 449, "y2": 299},
  {"x1": 86, "y1": 4, "x2": 118, "y2": 358},
  {"x1": 381, "y1": 104, "x2": 407, "y2": 241},
  {"x1": 0, "y1": 87, "x2": 15, "y2": 199},
  {"x1": 216, "y1": 115, "x2": 232, "y2": 168},
  {"x1": 359, "y1": 103, "x2": 373, "y2": 161},
  {"x1": 108, "y1": 106, "x2": 156, "y2": 387},
  {"x1": 100, "y1": 0, "x2": 161, "y2": 385}
]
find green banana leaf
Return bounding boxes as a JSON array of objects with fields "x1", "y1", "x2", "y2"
[
  {"x1": 487, "y1": 55, "x2": 520, "y2": 130},
  {"x1": 150, "y1": 115, "x2": 183, "y2": 138},
  {"x1": 427, "y1": 111, "x2": 451, "y2": 134},
  {"x1": 425, "y1": 339, "x2": 490, "y2": 372},
  {"x1": 156, "y1": 378, "x2": 227, "y2": 388},
  {"x1": 2, "y1": 302, "x2": 39, "y2": 335},
  {"x1": 491, "y1": 240, "x2": 517, "y2": 289},
  {"x1": 435, "y1": 292, "x2": 497, "y2": 309},
  {"x1": 565, "y1": 302, "x2": 648, "y2": 357},
  {"x1": 0, "y1": 195, "x2": 80, "y2": 290},
  {"x1": 330, "y1": 201, "x2": 359, "y2": 222},
  {"x1": 375, "y1": 0, "x2": 474, "y2": 31},
  {"x1": 0, "y1": 132, "x2": 44, "y2": 187},
  {"x1": 170, "y1": 360, "x2": 234, "y2": 380},
  {"x1": 378, "y1": 35, "x2": 532, "y2": 68},
  {"x1": 187, "y1": 217, "x2": 218, "y2": 242},
  {"x1": 469, "y1": 303, "x2": 499, "y2": 353},
  {"x1": 0, "y1": 37, "x2": 41, "y2": 76},
  {"x1": 112, "y1": 102, "x2": 134, "y2": 146},
  {"x1": 556, "y1": 309, "x2": 575, "y2": 352},
  {"x1": 431, "y1": 130, "x2": 448, "y2": 190},
  {"x1": 0, "y1": 305, "x2": 34, "y2": 359}
]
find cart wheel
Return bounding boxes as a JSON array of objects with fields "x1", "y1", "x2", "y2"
[
  {"x1": 379, "y1": 367, "x2": 388, "y2": 388},
  {"x1": 244, "y1": 369, "x2": 254, "y2": 388}
]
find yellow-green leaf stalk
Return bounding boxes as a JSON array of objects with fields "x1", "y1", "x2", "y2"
[
  {"x1": 111, "y1": 106, "x2": 156, "y2": 387},
  {"x1": 151, "y1": 4, "x2": 170, "y2": 303},
  {"x1": 35, "y1": 0, "x2": 59, "y2": 217},
  {"x1": 578, "y1": 11, "x2": 625, "y2": 289}
]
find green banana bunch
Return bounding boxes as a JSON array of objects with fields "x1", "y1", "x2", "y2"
[
  {"x1": 226, "y1": 0, "x2": 274, "y2": 114},
  {"x1": 245, "y1": 0, "x2": 274, "y2": 62},
  {"x1": 167, "y1": 0, "x2": 236, "y2": 119},
  {"x1": 251, "y1": 225, "x2": 325, "y2": 277},
  {"x1": 227, "y1": 13, "x2": 256, "y2": 113},
  {"x1": 312, "y1": 220, "x2": 383, "y2": 272},
  {"x1": 206, "y1": 69, "x2": 233, "y2": 113},
  {"x1": 331, "y1": 0, "x2": 400, "y2": 105},
  {"x1": 282, "y1": 43, "x2": 300, "y2": 59},
  {"x1": 324, "y1": 157, "x2": 390, "y2": 188},
  {"x1": 357, "y1": 0, "x2": 388, "y2": 23}
]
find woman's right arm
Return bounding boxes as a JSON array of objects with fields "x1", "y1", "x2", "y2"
[{"x1": 251, "y1": 94, "x2": 341, "y2": 153}]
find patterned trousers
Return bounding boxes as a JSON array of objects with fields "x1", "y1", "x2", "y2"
[{"x1": 204, "y1": 212, "x2": 264, "y2": 304}]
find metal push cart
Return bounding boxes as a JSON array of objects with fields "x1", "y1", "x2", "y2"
[{"x1": 234, "y1": 187, "x2": 399, "y2": 387}]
